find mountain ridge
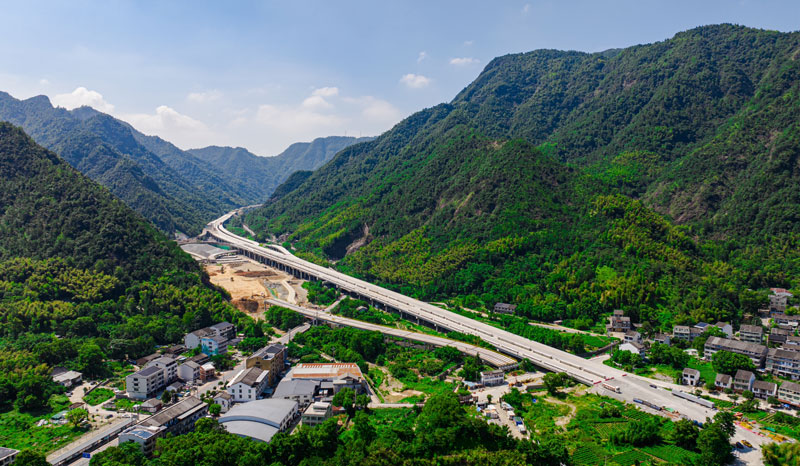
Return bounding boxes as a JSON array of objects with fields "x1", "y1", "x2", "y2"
[{"x1": 242, "y1": 24, "x2": 800, "y2": 327}]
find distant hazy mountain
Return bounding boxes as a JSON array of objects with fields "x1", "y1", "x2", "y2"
[
  {"x1": 0, "y1": 92, "x2": 247, "y2": 235},
  {"x1": 188, "y1": 136, "x2": 373, "y2": 202}
]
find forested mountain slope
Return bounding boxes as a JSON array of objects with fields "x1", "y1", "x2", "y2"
[
  {"x1": 0, "y1": 122, "x2": 242, "y2": 414},
  {"x1": 188, "y1": 135, "x2": 372, "y2": 202},
  {"x1": 243, "y1": 24, "x2": 800, "y2": 328},
  {"x1": 0, "y1": 93, "x2": 247, "y2": 235}
]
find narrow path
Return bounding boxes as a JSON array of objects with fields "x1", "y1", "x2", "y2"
[{"x1": 546, "y1": 396, "x2": 577, "y2": 427}]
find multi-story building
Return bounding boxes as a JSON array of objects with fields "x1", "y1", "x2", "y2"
[
  {"x1": 606, "y1": 310, "x2": 631, "y2": 333},
  {"x1": 480, "y1": 370, "x2": 505, "y2": 386},
  {"x1": 184, "y1": 328, "x2": 213, "y2": 350},
  {"x1": 214, "y1": 392, "x2": 232, "y2": 414},
  {"x1": 682, "y1": 368, "x2": 700, "y2": 386},
  {"x1": 739, "y1": 325, "x2": 764, "y2": 344},
  {"x1": 209, "y1": 322, "x2": 236, "y2": 341},
  {"x1": 773, "y1": 313, "x2": 800, "y2": 328},
  {"x1": 246, "y1": 344, "x2": 286, "y2": 386},
  {"x1": 302, "y1": 401, "x2": 332, "y2": 427},
  {"x1": 201, "y1": 335, "x2": 228, "y2": 356},
  {"x1": 624, "y1": 330, "x2": 642, "y2": 344},
  {"x1": 704, "y1": 337, "x2": 768, "y2": 368},
  {"x1": 0, "y1": 448, "x2": 18, "y2": 466},
  {"x1": 715, "y1": 373, "x2": 732, "y2": 390},
  {"x1": 673, "y1": 325, "x2": 703, "y2": 341},
  {"x1": 733, "y1": 370, "x2": 756, "y2": 392},
  {"x1": 653, "y1": 333, "x2": 671, "y2": 346},
  {"x1": 785, "y1": 336, "x2": 800, "y2": 348},
  {"x1": 769, "y1": 328, "x2": 791, "y2": 346},
  {"x1": 177, "y1": 361, "x2": 203, "y2": 383},
  {"x1": 228, "y1": 367, "x2": 269, "y2": 402},
  {"x1": 126, "y1": 366, "x2": 166, "y2": 400},
  {"x1": 752, "y1": 380, "x2": 778, "y2": 399},
  {"x1": 119, "y1": 396, "x2": 208, "y2": 456},
  {"x1": 493, "y1": 303, "x2": 517, "y2": 315},
  {"x1": 778, "y1": 381, "x2": 800, "y2": 407},
  {"x1": 770, "y1": 290, "x2": 791, "y2": 314},
  {"x1": 714, "y1": 322, "x2": 733, "y2": 338},
  {"x1": 145, "y1": 356, "x2": 178, "y2": 384},
  {"x1": 766, "y1": 347, "x2": 800, "y2": 380}
]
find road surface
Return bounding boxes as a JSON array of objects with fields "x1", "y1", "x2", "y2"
[{"x1": 268, "y1": 298, "x2": 517, "y2": 368}]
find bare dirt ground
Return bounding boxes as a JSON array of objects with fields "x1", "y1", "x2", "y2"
[
  {"x1": 205, "y1": 257, "x2": 308, "y2": 319},
  {"x1": 368, "y1": 364, "x2": 424, "y2": 402}
]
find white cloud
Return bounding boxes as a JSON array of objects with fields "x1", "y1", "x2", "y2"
[
  {"x1": 449, "y1": 57, "x2": 479, "y2": 66},
  {"x1": 115, "y1": 105, "x2": 217, "y2": 149},
  {"x1": 123, "y1": 105, "x2": 205, "y2": 132},
  {"x1": 399, "y1": 73, "x2": 431, "y2": 89},
  {"x1": 256, "y1": 104, "x2": 345, "y2": 133},
  {"x1": 463, "y1": 40, "x2": 474, "y2": 46},
  {"x1": 311, "y1": 87, "x2": 339, "y2": 97},
  {"x1": 187, "y1": 90, "x2": 222, "y2": 103},
  {"x1": 417, "y1": 51, "x2": 429, "y2": 63},
  {"x1": 345, "y1": 96, "x2": 402, "y2": 123},
  {"x1": 39, "y1": 78, "x2": 50, "y2": 86},
  {"x1": 302, "y1": 87, "x2": 340, "y2": 110},
  {"x1": 522, "y1": 3, "x2": 531, "y2": 14},
  {"x1": 52, "y1": 87, "x2": 115, "y2": 113}
]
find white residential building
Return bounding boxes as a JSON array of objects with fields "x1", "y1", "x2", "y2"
[
  {"x1": 480, "y1": 370, "x2": 504, "y2": 386},
  {"x1": 682, "y1": 368, "x2": 700, "y2": 386},
  {"x1": 228, "y1": 367, "x2": 269, "y2": 402},
  {"x1": 177, "y1": 361, "x2": 203, "y2": 383},
  {"x1": 145, "y1": 356, "x2": 178, "y2": 384},
  {"x1": 126, "y1": 366, "x2": 166, "y2": 400}
]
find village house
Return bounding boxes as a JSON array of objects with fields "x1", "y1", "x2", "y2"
[
  {"x1": 606, "y1": 310, "x2": 631, "y2": 333},
  {"x1": 752, "y1": 380, "x2": 778, "y2": 400},
  {"x1": 624, "y1": 330, "x2": 643, "y2": 344},
  {"x1": 766, "y1": 347, "x2": 800, "y2": 380},
  {"x1": 773, "y1": 313, "x2": 800, "y2": 328},
  {"x1": 714, "y1": 322, "x2": 733, "y2": 338},
  {"x1": 769, "y1": 327, "x2": 791, "y2": 346},
  {"x1": 715, "y1": 373, "x2": 732, "y2": 390},
  {"x1": 618, "y1": 341, "x2": 646, "y2": 358},
  {"x1": 778, "y1": 381, "x2": 800, "y2": 407},
  {"x1": 213, "y1": 392, "x2": 232, "y2": 414},
  {"x1": 653, "y1": 333, "x2": 671, "y2": 346},
  {"x1": 673, "y1": 325, "x2": 703, "y2": 341},
  {"x1": 739, "y1": 325, "x2": 764, "y2": 344},
  {"x1": 733, "y1": 370, "x2": 756, "y2": 392},
  {"x1": 682, "y1": 368, "x2": 701, "y2": 386},
  {"x1": 493, "y1": 303, "x2": 517, "y2": 315},
  {"x1": 480, "y1": 370, "x2": 505, "y2": 386}
]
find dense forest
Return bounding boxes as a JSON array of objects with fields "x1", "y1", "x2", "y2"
[
  {"x1": 188, "y1": 136, "x2": 372, "y2": 202},
  {"x1": 0, "y1": 123, "x2": 245, "y2": 412},
  {"x1": 243, "y1": 24, "x2": 800, "y2": 329}
]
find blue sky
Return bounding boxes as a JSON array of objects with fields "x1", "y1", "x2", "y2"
[{"x1": 1, "y1": 1, "x2": 798, "y2": 155}]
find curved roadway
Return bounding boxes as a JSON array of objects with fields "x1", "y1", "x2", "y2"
[{"x1": 266, "y1": 298, "x2": 517, "y2": 368}]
